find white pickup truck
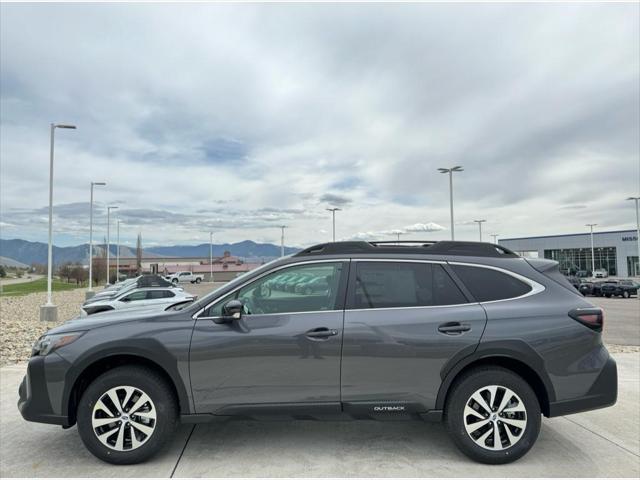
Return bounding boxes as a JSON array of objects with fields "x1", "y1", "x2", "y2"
[{"x1": 165, "y1": 271, "x2": 204, "y2": 284}]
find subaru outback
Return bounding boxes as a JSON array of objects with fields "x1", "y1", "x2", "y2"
[{"x1": 19, "y1": 241, "x2": 617, "y2": 465}]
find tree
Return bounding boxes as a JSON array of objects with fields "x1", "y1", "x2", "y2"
[
  {"x1": 0, "y1": 265, "x2": 6, "y2": 278},
  {"x1": 91, "y1": 257, "x2": 106, "y2": 286},
  {"x1": 71, "y1": 264, "x2": 88, "y2": 285},
  {"x1": 58, "y1": 262, "x2": 74, "y2": 283},
  {"x1": 136, "y1": 233, "x2": 143, "y2": 275}
]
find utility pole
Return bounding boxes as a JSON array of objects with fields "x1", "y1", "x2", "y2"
[
  {"x1": 326, "y1": 208, "x2": 341, "y2": 242},
  {"x1": 280, "y1": 225, "x2": 287, "y2": 257},
  {"x1": 474, "y1": 219, "x2": 486, "y2": 242},
  {"x1": 438, "y1": 166, "x2": 463, "y2": 240},
  {"x1": 586, "y1": 223, "x2": 597, "y2": 277},
  {"x1": 116, "y1": 220, "x2": 120, "y2": 282},
  {"x1": 627, "y1": 197, "x2": 640, "y2": 279},
  {"x1": 490, "y1": 234, "x2": 499, "y2": 244},
  {"x1": 87, "y1": 181, "x2": 105, "y2": 299},
  {"x1": 41, "y1": 123, "x2": 76, "y2": 322},
  {"x1": 106, "y1": 206, "x2": 118, "y2": 285},
  {"x1": 209, "y1": 231, "x2": 213, "y2": 282}
]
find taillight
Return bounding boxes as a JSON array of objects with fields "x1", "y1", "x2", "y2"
[{"x1": 569, "y1": 308, "x2": 604, "y2": 332}]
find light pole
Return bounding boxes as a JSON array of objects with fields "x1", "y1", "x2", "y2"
[
  {"x1": 87, "y1": 181, "x2": 106, "y2": 299},
  {"x1": 209, "y1": 231, "x2": 213, "y2": 282},
  {"x1": 586, "y1": 223, "x2": 597, "y2": 277},
  {"x1": 474, "y1": 219, "x2": 486, "y2": 242},
  {"x1": 106, "y1": 206, "x2": 118, "y2": 285},
  {"x1": 116, "y1": 219, "x2": 121, "y2": 282},
  {"x1": 626, "y1": 197, "x2": 640, "y2": 278},
  {"x1": 490, "y1": 234, "x2": 499, "y2": 244},
  {"x1": 438, "y1": 166, "x2": 463, "y2": 240},
  {"x1": 280, "y1": 225, "x2": 287, "y2": 257},
  {"x1": 326, "y1": 208, "x2": 341, "y2": 242},
  {"x1": 41, "y1": 123, "x2": 76, "y2": 322}
]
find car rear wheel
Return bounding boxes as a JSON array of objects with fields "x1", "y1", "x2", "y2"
[
  {"x1": 622, "y1": 291, "x2": 630, "y2": 298},
  {"x1": 196, "y1": 278, "x2": 201, "y2": 284},
  {"x1": 77, "y1": 366, "x2": 177, "y2": 465},
  {"x1": 444, "y1": 366, "x2": 541, "y2": 464}
]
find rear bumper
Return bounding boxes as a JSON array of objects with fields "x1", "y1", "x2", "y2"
[
  {"x1": 18, "y1": 354, "x2": 71, "y2": 427},
  {"x1": 548, "y1": 354, "x2": 617, "y2": 417}
]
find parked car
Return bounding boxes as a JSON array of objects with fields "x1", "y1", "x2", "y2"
[
  {"x1": 81, "y1": 287, "x2": 195, "y2": 315},
  {"x1": 165, "y1": 271, "x2": 204, "y2": 284},
  {"x1": 20, "y1": 241, "x2": 616, "y2": 465},
  {"x1": 294, "y1": 276, "x2": 330, "y2": 294},
  {"x1": 85, "y1": 276, "x2": 177, "y2": 304},
  {"x1": 578, "y1": 281, "x2": 594, "y2": 296},
  {"x1": 600, "y1": 279, "x2": 638, "y2": 298},
  {"x1": 576, "y1": 270, "x2": 591, "y2": 278},
  {"x1": 566, "y1": 276, "x2": 580, "y2": 290},
  {"x1": 593, "y1": 269, "x2": 609, "y2": 279}
]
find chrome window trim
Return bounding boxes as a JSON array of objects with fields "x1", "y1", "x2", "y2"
[
  {"x1": 346, "y1": 302, "x2": 481, "y2": 313},
  {"x1": 193, "y1": 258, "x2": 350, "y2": 319},
  {"x1": 447, "y1": 261, "x2": 546, "y2": 304}
]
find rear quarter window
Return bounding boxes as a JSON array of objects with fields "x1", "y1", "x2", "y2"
[{"x1": 451, "y1": 265, "x2": 532, "y2": 302}]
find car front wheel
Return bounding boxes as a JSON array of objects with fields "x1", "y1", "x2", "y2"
[
  {"x1": 622, "y1": 291, "x2": 630, "y2": 298},
  {"x1": 77, "y1": 366, "x2": 178, "y2": 465},
  {"x1": 444, "y1": 366, "x2": 541, "y2": 464}
]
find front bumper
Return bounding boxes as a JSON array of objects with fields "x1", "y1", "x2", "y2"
[
  {"x1": 18, "y1": 354, "x2": 71, "y2": 427},
  {"x1": 548, "y1": 354, "x2": 618, "y2": 417}
]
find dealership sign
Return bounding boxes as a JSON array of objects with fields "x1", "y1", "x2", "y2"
[{"x1": 622, "y1": 235, "x2": 638, "y2": 242}]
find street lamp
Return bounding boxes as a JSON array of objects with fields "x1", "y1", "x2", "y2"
[
  {"x1": 209, "y1": 231, "x2": 214, "y2": 282},
  {"x1": 87, "y1": 181, "x2": 106, "y2": 298},
  {"x1": 326, "y1": 208, "x2": 341, "y2": 242},
  {"x1": 626, "y1": 197, "x2": 640, "y2": 278},
  {"x1": 116, "y1": 219, "x2": 121, "y2": 283},
  {"x1": 586, "y1": 223, "x2": 597, "y2": 277},
  {"x1": 438, "y1": 166, "x2": 463, "y2": 240},
  {"x1": 41, "y1": 123, "x2": 76, "y2": 323},
  {"x1": 490, "y1": 234, "x2": 499, "y2": 244},
  {"x1": 280, "y1": 225, "x2": 287, "y2": 257},
  {"x1": 106, "y1": 206, "x2": 118, "y2": 285},
  {"x1": 473, "y1": 219, "x2": 486, "y2": 242}
]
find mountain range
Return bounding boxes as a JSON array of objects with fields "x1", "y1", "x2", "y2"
[{"x1": 0, "y1": 238, "x2": 299, "y2": 267}]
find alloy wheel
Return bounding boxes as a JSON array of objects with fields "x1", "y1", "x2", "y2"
[
  {"x1": 91, "y1": 385, "x2": 157, "y2": 451},
  {"x1": 463, "y1": 385, "x2": 527, "y2": 451}
]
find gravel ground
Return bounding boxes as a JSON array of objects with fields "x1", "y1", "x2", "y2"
[
  {"x1": 0, "y1": 288, "x2": 90, "y2": 366},
  {"x1": 1, "y1": 286, "x2": 638, "y2": 367}
]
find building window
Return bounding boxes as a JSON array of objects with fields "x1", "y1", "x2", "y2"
[
  {"x1": 628, "y1": 256, "x2": 639, "y2": 277},
  {"x1": 544, "y1": 247, "x2": 617, "y2": 276}
]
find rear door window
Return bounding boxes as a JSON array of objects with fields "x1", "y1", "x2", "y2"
[
  {"x1": 451, "y1": 265, "x2": 532, "y2": 302},
  {"x1": 351, "y1": 262, "x2": 467, "y2": 309}
]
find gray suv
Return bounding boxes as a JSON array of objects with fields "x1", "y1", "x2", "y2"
[{"x1": 19, "y1": 241, "x2": 617, "y2": 465}]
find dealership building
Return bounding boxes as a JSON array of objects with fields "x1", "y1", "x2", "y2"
[{"x1": 498, "y1": 229, "x2": 639, "y2": 278}]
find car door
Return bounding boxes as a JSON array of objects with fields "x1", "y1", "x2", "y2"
[
  {"x1": 189, "y1": 260, "x2": 349, "y2": 414},
  {"x1": 116, "y1": 289, "x2": 150, "y2": 310},
  {"x1": 340, "y1": 260, "x2": 486, "y2": 415}
]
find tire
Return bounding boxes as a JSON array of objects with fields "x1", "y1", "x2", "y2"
[
  {"x1": 77, "y1": 366, "x2": 178, "y2": 465},
  {"x1": 605, "y1": 294, "x2": 611, "y2": 298},
  {"x1": 444, "y1": 366, "x2": 541, "y2": 464},
  {"x1": 196, "y1": 278, "x2": 201, "y2": 284},
  {"x1": 172, "y1": 279, "x2": 179, "y2": 285},
  {"x1": 622, "y1": 291, "x2": 630, "y2": 298}
]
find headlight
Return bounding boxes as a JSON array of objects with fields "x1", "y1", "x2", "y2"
[{"x1": 32, "y1": 332, "x2": 84, "y2": 357}]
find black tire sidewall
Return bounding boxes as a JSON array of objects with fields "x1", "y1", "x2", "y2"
[
  {"x1": 77, "y1": 366, "x2": 177, "y2": 465},
  {"x1": 445, "y1": 367, "x2": 541, "y2": 464}
]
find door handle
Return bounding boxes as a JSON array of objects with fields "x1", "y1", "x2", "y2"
[
  {"x1": 438, "y1": 322, "x2": 471, "y2": 335},
  {"x1": 305, "y1": 327, "x2": 339, "y2": 340}
]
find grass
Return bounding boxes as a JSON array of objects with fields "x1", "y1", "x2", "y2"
[{"x1": 0, "y1": 277, "x2": 86, "y2": 297}]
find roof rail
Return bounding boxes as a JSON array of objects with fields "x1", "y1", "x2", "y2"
[{"x1": 294, "y1": 240, "x2": 518, "y2": 258}]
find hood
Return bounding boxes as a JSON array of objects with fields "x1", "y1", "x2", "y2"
[{"x1": 47, "y1": 305, "x2": 177, "y2": 335}]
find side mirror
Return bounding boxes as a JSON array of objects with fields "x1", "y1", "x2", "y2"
[{"x1": 214, "y1": 299, "x2": 243, "y2": 324}]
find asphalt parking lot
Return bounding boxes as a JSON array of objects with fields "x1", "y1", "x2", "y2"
[{"x1": 1, "y1": 352, "x2": 637, "y2": 477}]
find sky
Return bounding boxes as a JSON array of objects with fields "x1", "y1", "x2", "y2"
[{"x1": 1, "y1": 2, "x2": 639, "y2": 248}]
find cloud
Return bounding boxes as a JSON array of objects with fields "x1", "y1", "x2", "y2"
[
  {"x1": 319, "y1": 193, "x2": 352, "y2": 207},
  {"x1": 0, "y1": 3, "x2": 637, "y2": 247},
  {"x1": 404, "y1": 222, "x2": 446, "y2": 233}
]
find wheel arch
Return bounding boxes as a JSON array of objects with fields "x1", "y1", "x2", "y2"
[
  {"x1": 64, "y1": 352, "x2": 190, "y2": 426},
  {"x1": 436, "y1": 342, "x2": 556, "y2": 417}
]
